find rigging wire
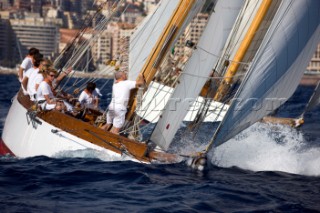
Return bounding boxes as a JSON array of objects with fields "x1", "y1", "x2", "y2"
[
  {"x1": 203, "y1": 0, "x2": 293, "y2": 154},
  {"x1": 165, "y1": 0, "x2": 255, "y2": 140},
  {"x1": 123, "y1": 1, "x2": 218, "y2": 137},
  {"x1": 55, "y1": 0, "x2": 126, "y2": 96},
  {"x1": 124, "y1": 1, "x2": 218, "y2": 137}
]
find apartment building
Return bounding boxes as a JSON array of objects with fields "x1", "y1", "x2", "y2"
[
  {"x1": 107, "y1": 22, "x2": 135, "y2": 60},
  {"x1": 92, "y1": 30, "x2": 113, "y2": 65},
  {"x1": 121, "y1": 6, "x2": 144, "y2": 25},
  {"x1": 13, "y1": 0, "x2": 31, "y2": 10},
  {"x1": 10, "y1": 17, "x2": 61, "y2": 59},
  {"x1": 0, "y1": 0, "x2": 11, "y2": 9},
  {"x1": 0, "y1": 18, "x2": 13, "y2": 67},
  {"x1": 307, "y1": 44, "x2": 320, "y2": 72},
  {"x1": 174, "y1": 13, "x2": 209, "y2": 57}
]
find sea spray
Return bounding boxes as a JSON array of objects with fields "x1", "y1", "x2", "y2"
[
  {"x1": 209, "y1": 122, "x2": 320, "y2": 176},
  {"x1": 53, "y1": 149, "x2": 136, "y2": 162}
]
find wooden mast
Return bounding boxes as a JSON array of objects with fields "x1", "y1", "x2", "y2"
[
  {"x1": 214, "y1": 0, "x2": 272, "y2": 101},
  {"x1": 126, "y1": 0, "x2": 197, "y2": 120},
  {"x1": 205, "y1": 0, "x2": 273, "y2": 153}
]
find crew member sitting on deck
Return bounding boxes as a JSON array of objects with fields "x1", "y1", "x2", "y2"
[
  {"x1": 78, "y1": 82, "x2": 101, "y2": 110},
  {"x1": 36, "y1": 68, "x2": 64, "y2": 111},
  {"x1": 100, "y1": 71, "x2": 144, "y2": 134}
]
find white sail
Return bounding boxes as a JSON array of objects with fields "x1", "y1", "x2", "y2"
[
  {"x1": 215, "y1": 0, "x2": 263, "y2": 74},
  {"x1": 136, "y1": 81, "x2": 228, "y2": 123},
  {"x1": 211, "y1": 0, "x2": 320, "y2": 148},
  {"x1": 150, "y1": 0, "x2": 245, "y2": 151},
  {"x1": 128, "y1": 0, "x2": 205, "y2": 80}
]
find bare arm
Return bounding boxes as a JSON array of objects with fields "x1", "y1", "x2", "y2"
[
  {"x1": 35, "y1": 84, "x2": 40, "y2": 91},
  {"x1": 55, "y1": 67, "x2": 72, "y2": 86},
  {"x1": 18, "y1": 67, "x2": 24, "y2": 82},
  {"x1": 135, "y1": 73, "x2": 145, "y2": 87},
  {"x1": 44, "y1": 94, "x2": 55, "y2": 105},
  {"x1": 94, "y1": 97, "x2": 99, "y2": 109},
  {"x1": 21, "y1": 77, "x2": 28, "y2": 92}
]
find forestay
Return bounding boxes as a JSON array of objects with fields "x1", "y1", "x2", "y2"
[
  {"x1": 304, "y1": 81, "x2": 320, "y2": 114},
  {"x1": 211, "y1": 0, "x2": 320, "y2": 148},
  {"x1": 128, "y1": 0, "x2": 205, "y2": 80},
  {"x1": 150, "y1": 0, "x2": 245, "y2": 151}
]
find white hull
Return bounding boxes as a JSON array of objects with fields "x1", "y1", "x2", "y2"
[{"x1": 1, "y1": 95, "x2": 131, "y2": 161}]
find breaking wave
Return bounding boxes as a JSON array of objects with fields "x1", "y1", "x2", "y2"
[{"x1": 209, "y1": 122, "x2": 320, "y2": 176}]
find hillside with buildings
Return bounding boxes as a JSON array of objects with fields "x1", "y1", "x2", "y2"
[{"x1": 0, "y1": 0, "x2": 319, "y2": 73}]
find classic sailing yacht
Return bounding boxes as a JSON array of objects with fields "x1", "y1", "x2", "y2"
[
  {"x1": 1, "y1": 0, "x2": 319, "y2": 168},
  {"x1": 262, "y1": 80, "x2": 320, "y2": 127}
]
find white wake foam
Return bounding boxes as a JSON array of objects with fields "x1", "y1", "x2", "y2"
[
  {"x1": 53, "y1": 149, "x2": 136, "y2": 162},
  {"x1": 209, "y1": 123, "x2": 320, "y2": 176}
]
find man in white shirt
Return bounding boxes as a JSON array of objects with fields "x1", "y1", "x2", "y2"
[
  {"x1": 101, "y1": 71, "x2": 144, "y2": 134},
  {"x1": 18, "y1": 47, "x2": 39, "y2": 82},
  {"x1": 21, "y1": 53, "x2": 44, "y2": 100}
]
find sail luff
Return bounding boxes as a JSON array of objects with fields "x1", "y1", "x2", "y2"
[
  {"x1": 139, "y1": 0, "x2": 197, "y2": 84},
  {"x1": 128, "y1": 0, "x2": 181, "y2": 80},
  {"x1": 207, "y1": 0, "x2": 320, "y2": 151},
  {"x1": 303, "y1": 81, "x2": 320, "y2": 115},
  {"x1": 126, "y1": 0, "x2": 199, "y2": 121},
  {"x1": 214, "y1": 0, "x2": 272, "y2": 101},
  {"x1": 150, "y1": 0, "x2": 245, "y2": 151}
]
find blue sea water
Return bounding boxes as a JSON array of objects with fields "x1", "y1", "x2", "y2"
[{"x1": 1, "y1": 74, "x2": 320, "y2": 212}]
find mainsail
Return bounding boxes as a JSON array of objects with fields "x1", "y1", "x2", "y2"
[
  {"x1": 126, "y1": 0, "x2": 206, "y2": 121},
  {"x1": 129, "y1": 0, "x2": 180, "y2": 80},
  {"x1": 150, "y1": 0, "x2": 245, "y2": 151},
  {"x1": 210, "y1": 0, "x2": 320, "y2": 148},
  {"x1": 128, "y1": 0, "x2": 205, "y2": 80}
]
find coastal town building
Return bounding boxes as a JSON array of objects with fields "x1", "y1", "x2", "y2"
[
  {"x1": 135, "y1": 0, "x2": 160, "y2": 13},
  {"x1": 92, "y1": 30, "x2": 113, "y2": 65},
  {"x1": 10, "y1": 17, "x2": 61, "y2": 59},
  {"x1": 59, "y1": 21, "x2": 134, "y2": 69},
  {"x1": 59, "y1": 28, "x2": 79, "y2": 53},
  {"x1": 107, "y1": 22, "x2": 135, "y2": 60},
  {"x1": 0, "y1": 0, "x2": 11, "y2": 9},
  {"x1": 120, "y1": 5, "x2": 144, "y2": 25},
  {"x1": 0, "y1": 18, "x2": 12, "y2": 67},
  {"x1": 0, "y1": 0, "x2": 320, "y2": 73},
  {"x1": 174, "y1": 13, "x2": 209, "y2": 58},
  {"x1": 307, "y1": 43, "x2": 320, "y2": 72}
]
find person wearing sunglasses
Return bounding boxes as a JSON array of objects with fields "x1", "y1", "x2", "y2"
[
  {"x1": 78, "y1": 82, "x2": 101, "y2": 110},
  {"x1": 36, "y1": 68, "x2": 62, "y2": 110}
]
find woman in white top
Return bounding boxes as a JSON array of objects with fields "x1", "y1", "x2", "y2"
[{"x1": 36, "y1": 68, "x2": 61, "y2": 110}]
